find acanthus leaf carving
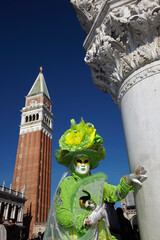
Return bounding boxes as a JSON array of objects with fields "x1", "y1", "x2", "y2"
[
  {"x1": 83, "y1": 0, "x2": 160, "y2": 104},
  {"x1": 71, "y1": 0, "x2": 104, "y2": 34}
]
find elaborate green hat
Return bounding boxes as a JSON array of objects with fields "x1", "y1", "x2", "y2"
[{"x1": 55, "y1": 118, "x2": 106, "y2": 169}]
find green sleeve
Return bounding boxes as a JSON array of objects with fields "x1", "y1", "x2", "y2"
[
  {"x1": 103, "y1": 176, "x2": 135, "y2": 203},
  {"x1": 56, "y1": 177, "x2": 88, "y2": 234}
]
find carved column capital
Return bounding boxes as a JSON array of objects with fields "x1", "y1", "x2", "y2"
[
  {"x1": 71, "y1": 0, "x2": 104, "y2": 34},
  {"x1": 82, "y1": 0, "x2": 160, "y2": 104}
]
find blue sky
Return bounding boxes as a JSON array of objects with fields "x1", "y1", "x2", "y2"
[{"x1": 0, "y1": 1, "x2": 130, "y2": 207}]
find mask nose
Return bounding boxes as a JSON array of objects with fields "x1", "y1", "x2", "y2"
[{"x1": 81, "y1": 163, "x2": 85, "y2": 167}]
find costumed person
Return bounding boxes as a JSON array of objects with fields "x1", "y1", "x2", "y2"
[{"x1": 44, "y1": 119, "x2": 147, "y2": 240}]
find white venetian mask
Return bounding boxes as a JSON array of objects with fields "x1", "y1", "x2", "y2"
[{"x1": 74, "y1": 155, "x2": 90, "y2": 175}]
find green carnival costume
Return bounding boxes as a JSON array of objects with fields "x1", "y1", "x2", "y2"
[{"x1": 44, "y1": 119, "x2": 135, "y2": 240}]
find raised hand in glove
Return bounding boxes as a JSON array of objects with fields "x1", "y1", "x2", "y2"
[
  {"x1": 125, "y1": 165, "x2": 147, "y2": 186},
  {"x1": 84, "y1": 204, "x2": 106, "y2": 227}
]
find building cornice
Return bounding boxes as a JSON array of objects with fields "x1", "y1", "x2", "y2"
[
  {"x1": 0, "y1": 186, "x2": 26, "y2": 203},
  {"x1": 21, "y1": 104, "x2": 54, "y2": 118},
  {"x1": 19, "y1": 122, "x2": 53, "y2": 137}
]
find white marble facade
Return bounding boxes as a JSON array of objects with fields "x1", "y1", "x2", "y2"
[{"x1": 0, "y1": 184, "x2": 26, "y2": 226}]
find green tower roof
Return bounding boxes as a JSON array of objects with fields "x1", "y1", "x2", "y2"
[{"x1": 27, "y1": 68, "x2": 50, "y2": 99}]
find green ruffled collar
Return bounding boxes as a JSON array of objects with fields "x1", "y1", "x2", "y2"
[{"x1": 71, "y1": 172, "x2": 90, "y2": 181}]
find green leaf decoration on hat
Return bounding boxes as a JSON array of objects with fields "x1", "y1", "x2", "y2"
[
  {"x1": 56, "y1": 118, "x2": 106, "y2": 169},
  {"x1": 59, "y1": 118, "x2": 96, "y2": 152}
]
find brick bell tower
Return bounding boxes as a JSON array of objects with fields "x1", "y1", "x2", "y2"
[{"x1": 12, "y1": 67, "x2": 54, "y2": 238}]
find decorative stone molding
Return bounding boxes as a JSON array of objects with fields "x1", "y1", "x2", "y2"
[
  {"x1": 20, "y1": 124, "x2": 53, "y2": 136},
  {"x1": 22, "y1": 103, "x2": 43, "y2": 112},
  {"x1": 82, "y1": 0, "x2": 160, "y2": 104},
  {"x1": 118, "y1": 60, "x2": 160, "y2": 105},
  {"x1": 30, "y1": 99, "x2": 38, "y2": 107},
  {"x1": 71, "y1": 0, "x2": 104, "y2": 34}
]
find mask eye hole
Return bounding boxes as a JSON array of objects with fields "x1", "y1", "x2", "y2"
[
  {"x1": 76, "y1": 159, "x2": 82, "y2": 164},
  {"x1": 84, "y1": 160, "x2": 89, "y2": 164}
]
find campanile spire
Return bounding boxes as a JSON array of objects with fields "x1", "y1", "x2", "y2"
[{"x1": 12, "y1": 69, "x2": 54, "y2": 237}]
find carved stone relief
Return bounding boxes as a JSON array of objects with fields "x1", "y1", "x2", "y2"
[
  {"x1": 82, "y1": 0, "x2": 160, "y2": 103},
  {"x1": 30, "y1": 99, "x2": 37, "y2": 107},
  {"x1": 71, "y1": 0, "x2": 104, "y2": 33}
]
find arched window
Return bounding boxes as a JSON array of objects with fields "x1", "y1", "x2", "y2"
[
  {"x1": 26, "y1": 116, "x2": 28, "y2": 123},
  {"x1": 29, "y1": 115, "x2": 32, "y2": 122},
  {"x1": 36, "y1": 113, "x2": 39, "y2": 120},
  {"x1": 33, "y1": 114, "x2": 35, "y2": 121}
]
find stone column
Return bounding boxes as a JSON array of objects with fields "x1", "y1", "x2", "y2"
[
  {"x1": 17, "y1": 206, "x2": 23, "y2": 222},
  {"x1": 20, "y1": 207, "x2": 24, "y2": 222},
  {"x1": 71, "y1": 0, "x2": 160, "y2": 239},
  {"x1": 10, "y1": 205, "x2": 16, "y2": 219},
  {"x1": 4, "y1": 203, "x2": 9, "y2": 220}
]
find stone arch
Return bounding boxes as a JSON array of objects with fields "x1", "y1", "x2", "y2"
[
  {"x1": 26, "y1": 116, "x2": 28, "y2": 123},
  {"x1": 36, "y1": 113, "x2": 39, "y2": 120}
]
